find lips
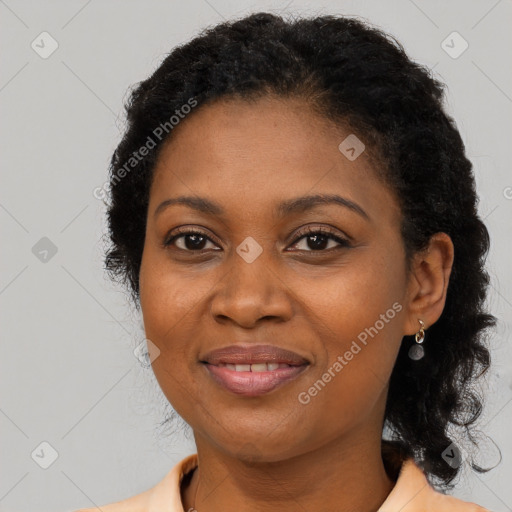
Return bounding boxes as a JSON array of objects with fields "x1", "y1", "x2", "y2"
[
  {"x1": 200, "y1": 344, "x2": 310, "y2": 366},
  {"x1": 200, "y1": 344, "x2": 310, "y2": 396}
]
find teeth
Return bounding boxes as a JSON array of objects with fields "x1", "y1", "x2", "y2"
[
  {"x1": 219, "y1": 363, "x2": 292, "y2": 371},
  {"x1": 251, "y1": 363, "x2": 268, "y2": 372}
]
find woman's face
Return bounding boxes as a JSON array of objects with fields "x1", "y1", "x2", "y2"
[{"x1": 139, "y1": 96, "x2": 413, "y2": 461}]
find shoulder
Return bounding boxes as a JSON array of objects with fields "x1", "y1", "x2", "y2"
[
  {"x1": 431, "y1": 494, "x2": 489, "y2": 511},
  {"x1": 428, "y1": 489, "x2": 490, "y2": 511},
  {"x1": 379, "y1": 458, "x2": 489, "y2": 511},
  {"x1": 70, "y1": 453, "x2": 199, "y2": 512},
  {"x1": 71, "y1": 488, "x2": 151, "y2": 512}
]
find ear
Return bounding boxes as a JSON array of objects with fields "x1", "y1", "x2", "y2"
[{"x1": 403, "y1": 232, "x2": 455, "y2": 335}]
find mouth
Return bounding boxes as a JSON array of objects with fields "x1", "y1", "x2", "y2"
[
  {"x1": 202, "y1": 362, "x2": 308, "y2": 396},
  {"x1": 200, "y1": 344, "x2": 310, "y2": 396}
]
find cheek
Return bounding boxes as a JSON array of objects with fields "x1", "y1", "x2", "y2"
[
  {"x1": 301, "y1": 245, "x2": 406, "y2": 343},
  {"x1": 298, "y1": 249, "x2": 406, "y2": 414},
  {"x1": 139, "y1": 244, "x2": 213, "y2": 341},
  {"x1": 139, "y1": 265, "x2": 206, "y2": 421},
  {"x1": 139, "y1": 250, "x2": 203, "y2": 375}
]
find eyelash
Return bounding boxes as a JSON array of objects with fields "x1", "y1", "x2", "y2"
[{"x1": 163, "y1": 226, "x2": 351, "y2": 254}]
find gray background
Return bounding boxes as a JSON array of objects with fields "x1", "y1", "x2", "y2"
[{"x1": 1, "y1": 0, "x2": 511, "y2": 510}]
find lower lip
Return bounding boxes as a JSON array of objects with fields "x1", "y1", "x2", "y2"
[{"x1": 204, "y1": 363, "x2": 308, "y2": 396}]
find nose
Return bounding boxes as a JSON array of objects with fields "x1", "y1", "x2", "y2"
[{"x1": 209, "y1": 249, "x2": 294, "y2": 329}]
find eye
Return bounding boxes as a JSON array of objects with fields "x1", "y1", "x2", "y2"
[
  {"x1": 288, "y1": 226, "x2": 351, "y2": 252},
  {"x1": 163, "y1": 228, "x2": 219, "y2": 252}
]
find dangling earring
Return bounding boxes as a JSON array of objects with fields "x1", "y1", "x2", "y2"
[{"x1": 408, "y1": 319, "x2": 425, "y2": 360}]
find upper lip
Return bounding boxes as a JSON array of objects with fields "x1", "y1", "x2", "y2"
[{"x1": 201, "y1": 344, "x2": 310, "y2": 366}]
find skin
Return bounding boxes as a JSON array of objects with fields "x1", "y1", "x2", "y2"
[{"x1": 138, "y1": 95, "x2": 454, "y2": 512}]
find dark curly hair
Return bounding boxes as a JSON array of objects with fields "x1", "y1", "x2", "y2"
[{"x1": 103, "y1": 12, "x2": 498, "y2": 489}]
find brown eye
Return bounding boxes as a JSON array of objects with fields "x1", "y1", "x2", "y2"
[
  {"x1": 289, "y1": 227, "x2": 351, "y2": 252},
  {"x1": 164, "y1": 229, "x2": 219, "y2": 251}
]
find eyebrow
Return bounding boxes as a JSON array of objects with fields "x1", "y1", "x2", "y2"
[{"x1": 154, "y1": 193, "x2": 369, "y2": 221}]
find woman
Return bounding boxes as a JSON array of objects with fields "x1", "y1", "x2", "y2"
[{"x1": 78, "y1": 11, "x2": 497, "y2": 511}]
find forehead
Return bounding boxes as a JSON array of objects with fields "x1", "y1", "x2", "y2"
[{"x1": 149, "y1": 96, "x2": 399, "y2": 225}]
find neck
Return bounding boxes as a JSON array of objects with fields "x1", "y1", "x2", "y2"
[{"x1": 181, "y1": 431, "x2": 396, "y2": 512}]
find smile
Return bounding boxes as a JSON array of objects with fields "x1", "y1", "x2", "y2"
[{"x1": 203, "y1": 362, "x2": 308, "y2": 396}]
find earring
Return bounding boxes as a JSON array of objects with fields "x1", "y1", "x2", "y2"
[{"x1": 408, "y1": 319, "x2": 425, "y2": 360}]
